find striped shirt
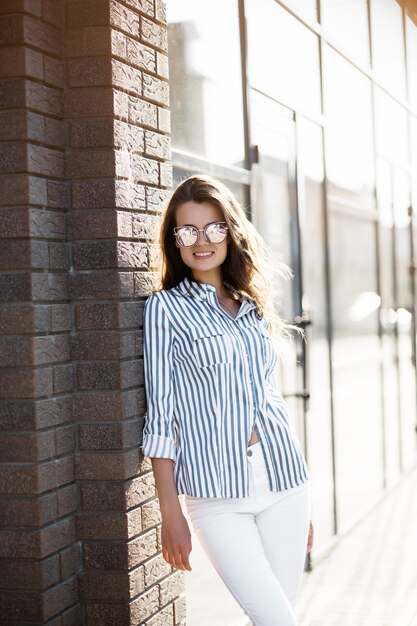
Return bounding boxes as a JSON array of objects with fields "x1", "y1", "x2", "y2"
[{"x1": 140, "y1": 276, "x2": 310, "y2": 498}]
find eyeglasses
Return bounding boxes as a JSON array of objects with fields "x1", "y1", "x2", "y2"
[{"x1": 173, "y1": 221, "x2": 228, "y2": 247}]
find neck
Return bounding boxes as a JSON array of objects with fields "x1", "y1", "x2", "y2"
[{"x1": 191, "y1": 270, "x2": 228, "y2": 297}]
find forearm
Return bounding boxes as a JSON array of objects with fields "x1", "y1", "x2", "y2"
[{"x1": 151, "y1": 457, "x2": 182, "y2": 520}]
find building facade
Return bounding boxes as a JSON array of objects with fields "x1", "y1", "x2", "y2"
[{"x1": 1, "y1": 0, "x2": 417, "y2": 625}]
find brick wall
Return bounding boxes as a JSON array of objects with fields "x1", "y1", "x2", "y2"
[{"x1": 0, "y1": 1, "x2": 185, "y2": 624}]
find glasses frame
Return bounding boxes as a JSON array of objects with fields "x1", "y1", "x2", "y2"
[{"x1": 173, "y1": 221, "x2": 229, "y2": 247}]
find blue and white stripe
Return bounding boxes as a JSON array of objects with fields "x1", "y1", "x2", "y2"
[{"x1": 141, "y1": 276, "x2": 310, "y2": 498}]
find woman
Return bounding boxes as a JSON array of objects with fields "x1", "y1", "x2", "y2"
[{"x1": 141, "y1": 174, "x2": 314, "y2": 626}]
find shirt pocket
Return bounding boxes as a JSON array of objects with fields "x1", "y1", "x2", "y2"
[
  {"x1": 187, "y1": 326, "x2": 232, "y2": 368},
  {"x1": 247, "y1": 322, "x2": 277, "y2": 368}
]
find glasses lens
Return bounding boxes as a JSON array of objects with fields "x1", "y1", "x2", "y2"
[
  {"x1": 206, "y1": 222, "x2": 227, "y2": 243},
  {"x1": 176, "y1": 226, "x2": 198, "y2": 247}
]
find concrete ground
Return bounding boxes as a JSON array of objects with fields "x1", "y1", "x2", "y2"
[
  {"x1": 296, "y1": 464, "x2": 417, "y2": 626},
  {"x1": 183, "y1": 463, "x2": 417, "y2": 626}
]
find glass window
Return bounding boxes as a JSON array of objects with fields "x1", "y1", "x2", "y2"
[
  {"x1": 297, "y1": 117, "x2": 335, "y2": 549},
  {"x1": 173, "y1": 167, "x2": 248, "y2": 211},
  {"x1": 406, "y1": 12, "x2": 417, "y2": 111},
  {"x1": 329, "y1": 212, "x2": 383, "y2": 530},
  {"x1": 167, "y1": 0, "x2": 245, "y2": 168},
  {"x1": 321, "y1": 0, "x2": 370, "y2": 65},
  {"x1": 246, "y1": 0, "x2": 321, "y2": 115},
  {"x1": 374, "y1": 87, "x2": 408, "y2": 169},
  {"x1": 323, "y1": 47, "x2": 375, "y2": 208},
  {"x1": 411, "y1": 116, "x2": 417, "y2": 210},
  {"x1": 370, "y1": 0, "x2": 407, "y2": 99},
  {"x1": 281, "y1": 0, "x2": 318, "y2": 23}
]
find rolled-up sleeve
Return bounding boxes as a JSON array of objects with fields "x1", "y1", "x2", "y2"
[{"x1": 141, "y1": 293, "x2": 177, "y2": 461}]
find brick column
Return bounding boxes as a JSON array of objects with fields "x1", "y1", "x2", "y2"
[
  {"x1": 64, "y1": 0, "x2": 184, "y2": 624},
  {"x1": 1, "y1": 0, "x2": 184, "y2": 624},
  {"x1": 0, "y1": 1, "x2": 80, "y2": 624}
]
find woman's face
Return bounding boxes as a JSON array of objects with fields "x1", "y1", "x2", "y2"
[{"x1": 174, "y1": 200, "x2": 229, "y2": 280}]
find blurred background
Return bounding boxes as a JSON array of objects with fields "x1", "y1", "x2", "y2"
[{"x1": 165, "y1": 0, "x2": 417, "y2": 623}]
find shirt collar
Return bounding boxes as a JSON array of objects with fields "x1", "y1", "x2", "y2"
[{"x1": 174, "y1": 276, "x2": 256, "y2": 310}]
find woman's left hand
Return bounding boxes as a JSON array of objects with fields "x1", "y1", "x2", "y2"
[{"x1": 306, "y1": 520, "x2": 314, "y2": 553}]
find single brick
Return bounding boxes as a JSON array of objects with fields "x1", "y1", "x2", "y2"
[
  {"x1": 65, "y1": 147, "x2": 115, "y2": 179},
  {"x1": 146, "y1": 604, "x2": 174, "y2": 626},
  {"x1": 85, "y1": 602, "x2": 130, "y2": 626},
  {"x1": 141, "y1": 499, "x2": 161, "y2": 531},
  {"x1": 68, "y1": 209, "x2": 132, "y2": 240},
  {"x1": 59, "y1": 543, "x2": 81, "y2": 580},
  {"x1": 144, "y1": 129, "x2": 171, "y2": 160},
  {"x1": 140, "y1": 16, "x2": 167, "y2": 51},
  {"x1": 160, "y1": 161, "x2": 173, "y2": 188},
  {"x1": 64, "y1": 25, "x2": 111, "y2": 57},
  {"x1": 79, "y1": 568, "x2": 144, "y2": 601},
  {"x1": 0, "y1": 430, "x2": 55, "y2": 462},
  {"x1": 110, "y1": 1, "x2": 139, "y2": 38},
  {"x1": 156, "y1": 51, "x2": 169, "y2": 80},
  {"x1": 145, "y1": 186, "x2": 170, "y2": 212},
  {"x1": 26, "y1": 79, "x2": 62, "y2": 116},
  {"x1": 132, "y1": 154, "x2": 159, "y2": 185},
  {"x1": 73, "y1": 389, "x2": 138, "y2": 421},
  {"x1": 77, "y1": 507, "x2": 142, "y2": 541},
  {"x1": 0, "y1": 555, "x2": 60, "y2": 591},
  {"x1": 80, "y1": 471, "x2": 154, "y2": 512},
  {"x1": 143, "y1": 553, "x2": 170, "y2": 588},
  {"x1": 64, "y1": 86, "x2": 114, "y2": 118},
  {"x1": 67, "y1": 56, "x2": 111, "y2": 88},
  {"x1": 0, "y1": 491, "x2": 57, "y2": 527},
  {"x1": 68, "y1": 271, "x2": 134, "y2": 300},
  {"x1": 65, "y1": 0, "x2": 110, "y2": 28},
  {"x1": 23, "y1": 14, "x2": 61, "y2": 54},
  {"x1": 155, "y1": 0, "x2": 167, "y2": 24},
  {"x1": 31, "y1": 273, "x2": 68, "y2": 301},
  {"x1": 70, "y1": 117, "x2": 114, "y2": 148},
  {"x1": 0, "y1": 367, "x2": 54, "y2": 400},
  {"x1": 134, "y1": 270, "x2": 159, "y2": 296},
  {"x1": 143, "y1": 73, "x2": 169, "y2": 106},
  {"x1": 130, "y1": 585, "x2": 160, "y2": 624},
  {"x1": 128, "y1": 94, "x2": 158, "y2": 128},
  {"x1": 78, "y1": 419, "x2": 140, "y2": 450},
  {"x1": 125, "y1": 34, "x2": 156, "y2": 72},
  {"x1": 159, "y1": 570, "x2": 184, "y2": 606},
  {"x1": 75, "y1": 448, "x2": 141, "y2": 481}
]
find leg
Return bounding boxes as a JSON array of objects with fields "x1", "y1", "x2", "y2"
[
  {"x1": 185, "y1": 498, "x2": 298, "y2": 626},
  {"x1": 256, "y1": 482, "x2": 311, "y2": 608}
]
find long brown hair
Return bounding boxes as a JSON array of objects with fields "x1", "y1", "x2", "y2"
[{"x1": 152, "y1": 174, "x2": 298, "y2": 346}]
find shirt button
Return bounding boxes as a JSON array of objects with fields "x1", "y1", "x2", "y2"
[{"x1": 247, "y1": 449, "x2": 253, "y2": 457}]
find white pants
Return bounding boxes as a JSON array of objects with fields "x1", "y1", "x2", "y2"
[{"x1": 184, "y1": 441, "x2": 311, "y2": 626}]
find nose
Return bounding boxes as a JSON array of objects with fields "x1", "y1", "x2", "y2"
[{"x1": 195, "y1": 228, "x2": 207, "y2": 244}]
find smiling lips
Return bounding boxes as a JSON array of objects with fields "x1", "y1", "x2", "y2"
[{"x1": 193, "y1": 251, "x2": 214, "y2": 258}]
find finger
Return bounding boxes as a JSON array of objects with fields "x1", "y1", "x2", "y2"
[
  {"x1": 179, "y1": 548, "x2": 192, "y2": 571},
  {"x1": 172, "y1": 548, "x2": 185, "y2": 570}
]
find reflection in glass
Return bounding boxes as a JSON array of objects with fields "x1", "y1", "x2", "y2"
[
  {"x1": 173, "y1": 168, "x2": 248, "y2": 212},
  {"x1": 281, "y1": 0, "x2": 318, "y2": 22},
  {"x1": 411, "y1": 117, "x2": 417, "y2": 211},
  {"x1": 246, "y1": 0, "x2": 321, "y2": 115},
  {"x1": 167, "y1": 1, "x2": 245, "y2": 167},
  {"x1": 406, "y1": 13, "x2": 417, "y2": 110},
  {"x1": 323, "y1": 47, "x2": 375, "y2": 207},
  {"x1": 392, "y1": 168, "x2": 416, "y2": 472},
  {"x1": 370, "y1": 0, "x2": 406, "y2": 98},
  {"x1": 297, "y1": 117, "x2": 334, "y2": 548},
  {"x1": 374, "y1": 87, "x2": 408, "y2": 169},
  {"x1": 329, "y1": 212, "x2": 383, "y2": 531},
  {"x1": 249, "y1": 92, "x2": 303, "y2": 457},
  {"x1": 321, "y1": 0, "x2": 370, "y2": 65}
]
